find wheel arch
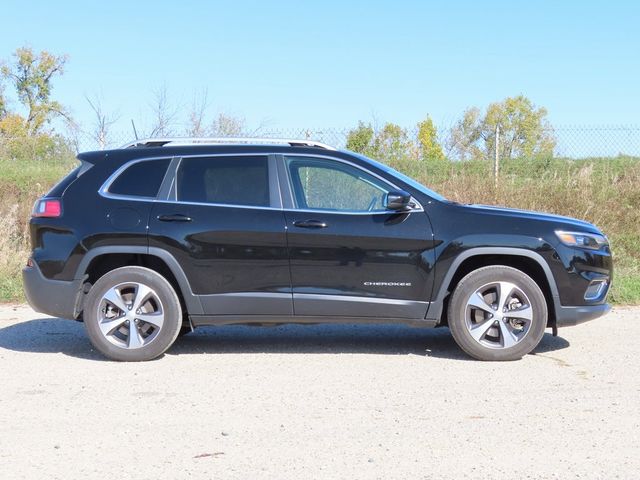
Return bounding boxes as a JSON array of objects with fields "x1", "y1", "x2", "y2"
[
  {"x1": 76, "y1": 246, "x2": 203, "y2": 316},
  {"x1": 428, "y1": 247, "x2": 559, "y2": 326}
]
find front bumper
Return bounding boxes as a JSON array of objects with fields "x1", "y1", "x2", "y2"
[
  {"x1": 548, "y1": 240, "x2": 613, "y2": 328},
  {"x1": 22, "y1": 262, "x2": 84, "y2": 319},
  {"x1": 554, "y1": 301, "x2": 611, "y2": 328}
]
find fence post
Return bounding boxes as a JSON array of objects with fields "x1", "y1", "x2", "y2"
[{"x1": 494, "y1": 124, "x2": 500, "y2": 186}]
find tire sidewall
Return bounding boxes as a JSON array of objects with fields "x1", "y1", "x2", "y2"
[
  {"x1": 84, "y1": 266, "x2": 182, "y2": 361},
  {"x1": 448, "y1": 266, "x2": 548, "y2": 361}
]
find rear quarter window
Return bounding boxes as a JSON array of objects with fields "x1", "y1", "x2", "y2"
[{"x1": 108, "y1": 158, "x2": 170, "y2": 198}]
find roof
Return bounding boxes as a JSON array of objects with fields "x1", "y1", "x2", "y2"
[{"x1": 120, "y1": 137, "x2": 336, "y2": 150}]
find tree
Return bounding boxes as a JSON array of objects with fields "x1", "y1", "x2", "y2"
[
  {"x1": 210, "y1": 112, "x2": 245, "y2": 136},
  {"x1": 416, "y1": 116, "x2": 444, "y2": 161},
  {"x1": 346, "y1": 121, "x2": 375, "y2": 156},
  {"x1": 446, "y1": 107, "x2": 484, "y2": 160},
  {"x1": 186, "y1": 88, "x2": 210, "y2": 137},
  {"x1": 0, "y1": 84, "x2": 6, "y2": 119},
  {"x1": 346, "y1": 121, "x2": 413, "y2": 161},
  {"x1": 0, "y1": 47, "x2": 69, "y2": 134},
  {"x1": 374, "y1": 123, "x2": 412, "y2": 161},
  {"x1": 484, "y1": 95, "x2": 555, "y2": 159},
  {"x1": 148, "y1": 84, "x2": 179, "y2": 137},
  {"x1": 447, "y1": 96, "x2": 555, "y2": 160},
  {"x1": 85, "y1": 94, "x2": 120, "y2": 149}
]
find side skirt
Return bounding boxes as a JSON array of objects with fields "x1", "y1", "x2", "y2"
[{"x1": 189, "y1": 315, "x2": 438, "y2": 328}]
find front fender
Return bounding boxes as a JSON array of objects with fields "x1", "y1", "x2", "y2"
[{"x1": 425, "y1": 243, "x2": 560, "y2": 323}]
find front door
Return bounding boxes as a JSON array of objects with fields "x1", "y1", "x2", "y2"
[
  {"x1": 280, "y1": 155, "x2": 435, "y2": 319},
  {"x1": 149, "y1": 154, "x2": 292, "y2": 315}
]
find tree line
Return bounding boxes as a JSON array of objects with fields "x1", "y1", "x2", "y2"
[
  {"x1": 346, "y1": 96, "x2": 556, "y2": 162},
  {"x1": 1, "y1": 46, "x2": 556, "y2": 160}
]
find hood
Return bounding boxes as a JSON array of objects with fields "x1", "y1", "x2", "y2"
[{"x1": 459, "y1": 203, "x2": 601, "y2": 233}]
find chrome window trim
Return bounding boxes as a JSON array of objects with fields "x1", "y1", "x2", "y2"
[
  {"x1": 98, "y1": 152, "x2": 424, "y2": 214},
  {"x1": 154, "y1": 198, "x2": 283, "y2": 212},
  {"x1": 99, "y1": 156, "x2": 174, "y2": 203},
  {"x1": 281, "y1": 153, "x2": 424, "y2": 213}
]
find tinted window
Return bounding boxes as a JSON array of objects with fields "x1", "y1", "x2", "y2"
[
  {"x1": 285, "y1": 156, "x2": 390, "y2": 212},
  {"x1": 177, "y1": 156, "x2": 269, "y2": 207},
  {"x1": 109, "y1": 159, "x2": 170, "y2": 198}
]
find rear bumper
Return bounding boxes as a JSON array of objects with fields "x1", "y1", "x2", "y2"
[
  {"x1": 554, "y1": 302, "x2": 611, "y2": 328},
  {"x1": 22, "y1": 262, "x2": 84, "y2": 319}
]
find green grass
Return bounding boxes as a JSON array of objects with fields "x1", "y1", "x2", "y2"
[
  {"x1": 0, "y1": 138, "x2": 77, "y2": 303},
  {"x1": 0, "y1": 144, "x2": 638, "y2": 305}
]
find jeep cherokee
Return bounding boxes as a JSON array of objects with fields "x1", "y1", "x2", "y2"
[{"x1": 23, "y1": 137, "x2": 612, "y2": 361}]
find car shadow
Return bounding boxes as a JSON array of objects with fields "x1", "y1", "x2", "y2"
[
  {"x1": 0, "y1": 317, "x2": 570, "y2": 361},
  {"x1": 0, "y1": 317, "x2": 103, "y2": 360}
]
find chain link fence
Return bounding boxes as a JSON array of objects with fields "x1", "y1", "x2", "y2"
[
  {"x1": 2, "y1": 125, "x2": 639, "y2": 164},
  {"x1": 68, "y1": 125, "x2": 640, "y2": 160}
]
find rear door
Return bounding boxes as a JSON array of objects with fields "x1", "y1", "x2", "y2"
[
  {"x1": 148, "y1": 154, "x2": 292, "y2": 315},
  {"x1": 279, "y1": 154, "x2": 436, "y2": 319}
]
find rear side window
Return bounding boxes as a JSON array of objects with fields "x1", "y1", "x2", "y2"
[
  {"x1": 109, "y1": 158, "x2": 170, "y2": 198},
  {"x1": 176, "y1": 156, "x2": 269, "y2": 207}
]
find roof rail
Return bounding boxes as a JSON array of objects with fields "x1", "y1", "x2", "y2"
[{"x1": 120, "y1": 137, "x2": 336, "y2": 150}]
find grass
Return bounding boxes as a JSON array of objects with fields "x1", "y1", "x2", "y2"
[
  {"x1": 0, "y1": 150, "x2": 78, "y2": 301},
  {"x1": 0, "y1": 142, "x2": 638, "y2": 305},
  {"x1": 386, "y1": 155, "x2": 640, "y2": 304}
]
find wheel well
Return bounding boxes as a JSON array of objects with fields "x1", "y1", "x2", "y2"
[
  {"x1": 83, "y1": 253, "x2": 187, "y2": 314},
  {"x1": 442, "y1": 254, "x2": 555, "y2": 327}
]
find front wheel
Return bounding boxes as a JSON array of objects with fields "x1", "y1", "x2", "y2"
[
  {"x1": 83, "y1": 266, "x2": 182, "y2": 361},
  {"x1": 447, "y1": 266, "x2": 548, "y2": 361}
]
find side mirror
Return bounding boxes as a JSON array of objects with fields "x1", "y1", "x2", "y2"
[{"x1": 384, "y1": 190, "x2": 412, "y2": 211}]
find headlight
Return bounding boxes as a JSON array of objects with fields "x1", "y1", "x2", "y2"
[{"x1": 555, "y1": 230, "x2": 608, "y2": 250}]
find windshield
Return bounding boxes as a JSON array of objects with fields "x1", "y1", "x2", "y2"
[{"x1": 348, "y1": 152, "x2": 448, "y2": 202}]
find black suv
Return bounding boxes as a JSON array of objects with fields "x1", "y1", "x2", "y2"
[{"x1": 23, "y1": 138, "x2": 612, "y2": 361}]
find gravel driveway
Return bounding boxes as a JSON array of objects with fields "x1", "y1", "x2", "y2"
[{"x1": 0, "y1": 304, "x2": 638, "y2": 479}]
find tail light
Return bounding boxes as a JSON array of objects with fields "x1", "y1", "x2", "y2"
[{"x1": 32, "y1": 198, "x2": 62, "y2": 218}]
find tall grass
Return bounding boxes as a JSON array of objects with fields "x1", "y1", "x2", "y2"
[
  {"x1": 0, "y1": 137, "x2": 77, "y2": 301},
  {"x1": 387, "y1": 155, "x2": 640, "y2": 304},
  {"x1": 0, "y1": 138, "x2": 638, "y2": 304}
]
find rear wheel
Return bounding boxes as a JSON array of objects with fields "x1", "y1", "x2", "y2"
[
  {"x1": 84, "y1": 266, "x2": 182, "y2": 361},
  {"x1": 447, "y1": 265, "x2": 547, "y2": 361}
]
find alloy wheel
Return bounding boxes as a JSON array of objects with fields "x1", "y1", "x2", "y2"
[
  {"x1": 97, "y1": 282, "x2": 165, "y2": 349},
  {"x1": 464, "y1": 281, "x2": 533, "y2": 349}
]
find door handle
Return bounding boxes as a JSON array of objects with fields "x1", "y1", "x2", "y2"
[
  {"x1": 293, "y1": 219, "x2": 328, "y2": 229},
  {"x1": 157, "y1": 214, "x2": 192, "y2": 222}
]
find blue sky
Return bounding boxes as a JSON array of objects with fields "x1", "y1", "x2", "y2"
[{"x1": 1, "y1": 0, "x2": 639, "y2": 134}]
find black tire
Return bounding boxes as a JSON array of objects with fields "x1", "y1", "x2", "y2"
[
  {"x1": 447, "y1": 265, "x2": 548, "y2": 361},
  {"x1": 83, "y1": 266, "x2": 182, "y2": 361}
]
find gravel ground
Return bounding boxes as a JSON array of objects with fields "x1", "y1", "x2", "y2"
[{"x1": 0, "y1": 304, "x2": 638, "y2": 480}]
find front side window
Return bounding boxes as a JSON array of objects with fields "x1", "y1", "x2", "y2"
[
  {"x1": 176, "y1": 156, "x2": 269, "y2": 207},
  {"x1": 285, "y1": 156, "x2": 391, "y2": 212},
  {"x1": 109, "y1": 158, "x2": 170, "y2": 198}
]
